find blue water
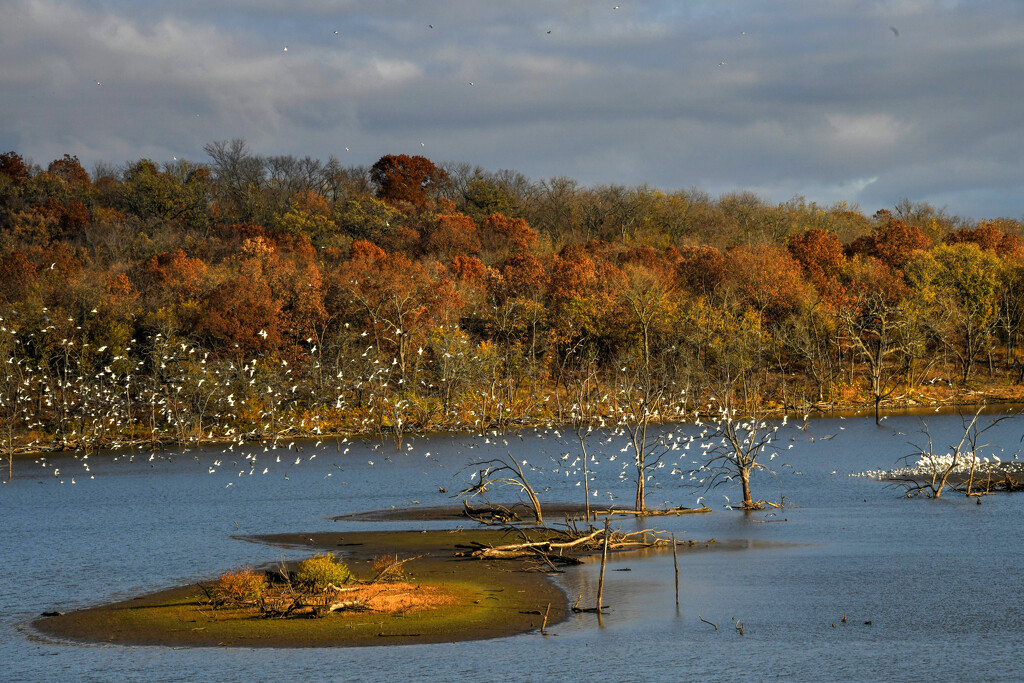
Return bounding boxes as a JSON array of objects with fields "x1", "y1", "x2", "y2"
[{"x1": 4, "y1": 412, "x2": 1023, "y2": 682}]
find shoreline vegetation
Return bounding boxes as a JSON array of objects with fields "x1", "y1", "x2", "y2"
[
  {"x1": 32, "y1": 523, "x2": 738, "y2": 648},
  {"x1": 5, "y1": 147, "x2": 1024, "y2": 478},
  {"x1": 7, "y1": 389, "x2": 1024, "y2": 462}
]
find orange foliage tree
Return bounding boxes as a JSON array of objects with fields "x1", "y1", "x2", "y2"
[
  {"x1": 423, "y1": 211, "x2": 481, "y2": 262},
  {"x1": 47, "y1": 154, "x2": 91, "y2": 188},
  {"x1": 857, "y1": 211, "x2": 931, "y2": 270},
  {"x1": 0, "y1": 152, "x2": 30, "y2": 184},
  {"x1": 787, "y1": 228, "x2": 844, "y2": 294},
  {"x1": 676, "y1": 245, "x2": 726, "y2": 297},
  {"x1": 836, "y1": 257, "x2": 914, "y2": 423},
  {"x1": 337, "y1": 240, "x2": 462, "y2": 384},
  {"x1": 370, "y1": 154, "x2": 448, "y2": 207},
  {"x1": 480, "y1": 212, "x2": 538, "y2": 257},
  {"x1": 200, "y1": 274, "x2": 281, "y2": 356},
  {"x1": 724, "y1": 245, "x2": 807, "y2": 325},
  {"x1": 945, "y1": 220, "x2": 1023, "y2": 258}
]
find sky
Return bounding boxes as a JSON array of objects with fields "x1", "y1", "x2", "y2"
[{"x1": 2, "y1": 0, "x2": 1023, "y2": 220}]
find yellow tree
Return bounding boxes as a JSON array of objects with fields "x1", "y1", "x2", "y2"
[{"x1": 907, "y1": 243, "x2": 1001, "y2": 383}]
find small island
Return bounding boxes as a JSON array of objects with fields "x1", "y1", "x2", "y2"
[
  {"x1": 35, "y1": 528, "x2": 569, "y2": 647},
  {"x1": 34, "y1": 519, "x2": 722, "y2": 648}
]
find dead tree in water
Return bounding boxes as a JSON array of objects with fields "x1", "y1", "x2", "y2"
[
  {"x1": 693, "y1": 403, "x2": 780, "y2": 510},
  {"x1": 456, "y1": 454, "x2": 544, "y2": 523},
  {"x1": 614, "y1": 363, "x2": 686, "y2": 513},
  {"x1": 564, "y1": 346, "x2": 603, "y2": 520},
  {"x1": 891, "y1": 407, "x2": 1018, "y2": 499}
]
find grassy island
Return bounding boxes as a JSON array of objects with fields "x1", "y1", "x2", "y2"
[{"x1": 35, "y1": 528, "x2": 576, "y2": 648}]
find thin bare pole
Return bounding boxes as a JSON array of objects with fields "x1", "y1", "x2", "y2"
[
  {"x1": 672, "y1": 532, "x2": 679, "y2": 606},
  {"x1": 583, "y1": 454, "x2": 591, "y2": 521},
  {"x1": 597, "y1": 517, "x2": 610, "y2": 610}
]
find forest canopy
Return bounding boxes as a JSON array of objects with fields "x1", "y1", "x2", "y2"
[{"x1": 2, "y1": 141, "x2": 1023, "y2": 455}]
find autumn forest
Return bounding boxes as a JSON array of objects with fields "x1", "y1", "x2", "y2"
[{"x1": 2, "y1": 141, "x2": 1023, "y2": 464}]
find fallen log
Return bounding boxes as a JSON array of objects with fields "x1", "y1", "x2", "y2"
[
  {"x1": 465, "y1": 528, "x2": 604, "y2": 559},
  {"x1": 602, "y1": 506, "x2": 711, "y2": 517},
  {"x1": 326, "y1": 599, "x2": 366, "y2": 613},
  {"x1": 462, "y1": 500, "x2": 522, "y2": 524},
  {"x1": 462, "y1": 526, "x2": 680, "y2": 563}
]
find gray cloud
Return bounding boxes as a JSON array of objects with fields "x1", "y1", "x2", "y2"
[{"x1": 1, "y1": 0, "x2": 1023, "y2": 219}]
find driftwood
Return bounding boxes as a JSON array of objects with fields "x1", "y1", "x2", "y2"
[
  {"x1": 672, "y1": 532, "x2": 679, "y2": 606},
  {"x1": 459, "y1": 528, "x2": 602, "y2": 560},
  {"x1": 259, "y1": 584, "x2": 368, "y2": 618},
  {"x1": 370, "y1": 554, "x2": 423, "y2": 583},
  {"x1": 596, "y1": 519, "x2": 609, "y2": 611},
  {"x1": 456, "y1": 523, "x2": 682, "y2": 569},
  {"x1": 457, "y1": 456, "x2": 544, "y2": 523},
  {"x1": 739, "y1": 500, "x2": 782, "y2": 511},
  {"x1": 461, "y1": 500, "x2": 523, "y2": 524},
  {"x1": 890, "y1": 466, "x2": 1024, "y2": 497},
  {"x1": 602, "y1": 506, "x2": 711, "y2": 517},
  {"x1": 699, "y1": 615, "x2": 718, "y2": 630}
]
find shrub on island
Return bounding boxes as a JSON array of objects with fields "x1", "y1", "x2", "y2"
[
  {"x1": 212, "y1": 567, "x2": 267, "y2": 607},
  {"x1": 294, "y1": 553, "x2": 352, "y2": 589}
]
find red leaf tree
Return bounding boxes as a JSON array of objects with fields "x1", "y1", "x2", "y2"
[{"x1": 369, "y1": 154, "x2": 448, "y2": 207}]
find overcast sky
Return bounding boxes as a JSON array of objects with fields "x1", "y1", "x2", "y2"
[{"x1": 2, "y1": 0, "x2": 1023, "y2": 220}]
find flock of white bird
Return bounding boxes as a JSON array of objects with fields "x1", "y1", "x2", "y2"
[
  {"x1": 855, "y1": 450, "x2": 1022, "y2": 481},
  {"x1": 3, "y1": 307, "x2": 841, "y2": 506}
]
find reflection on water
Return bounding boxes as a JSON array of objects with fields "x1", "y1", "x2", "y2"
[{"x1": 5, "y1": 413, "x2": 1024, "y2": 681}]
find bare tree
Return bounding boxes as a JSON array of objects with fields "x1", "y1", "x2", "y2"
[
  {"x1": 0, "y1": 341, "x2": 32, "y2": 480},
  {"x1": 557, "y1": 340, "x2": 606, "y2": 519},
  {"x1": 891, "y1": 408, "x2": 1018, "y2": 498},
  {"x1": 613, "y1": 360, "x2": 688, "y2": 512},
  {"x1": 837, "y1": 294, "x2": 911, "y2": 425},
  {"x1": 693, "y1": 404, "x2": 780, "y2": 510},
  {"x1": 457, "y1": 455, "x2": 544, "y2": 523}
]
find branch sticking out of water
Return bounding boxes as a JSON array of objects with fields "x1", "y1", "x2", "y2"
[{"x1": 699, "y1": 614, "x2": 718, "y2": 630}]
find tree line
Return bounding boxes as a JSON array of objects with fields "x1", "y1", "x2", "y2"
[{"x1": 2, "y1": 140, "x2": 1024, "y2": 472}]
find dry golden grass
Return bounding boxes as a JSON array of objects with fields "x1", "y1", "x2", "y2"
[
  {"x1": 256, "y1": 580, "x2": 457, "y2": 617},
  {"x1": 357, "y1": 582, "x2": 457, "y2": 613}
]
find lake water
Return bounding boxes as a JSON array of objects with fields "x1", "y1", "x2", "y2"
[{"x1": 4, "y1": 411, "x2": 1023, "y2": 682}]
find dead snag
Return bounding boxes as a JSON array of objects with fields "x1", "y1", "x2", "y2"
[
  {"x1": 596, "y1": 518, "x2": 610, "y2": 611},
  {"x1": 456, "y1": 455, "x2": 544, "y2": 523}
]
